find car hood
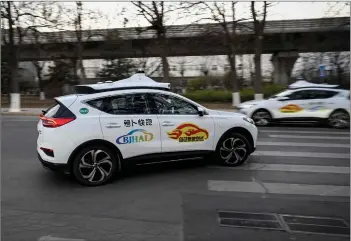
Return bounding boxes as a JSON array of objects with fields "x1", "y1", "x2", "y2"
[{"x1": 210, "y1": 109, "x2": 245, "y2": 117}]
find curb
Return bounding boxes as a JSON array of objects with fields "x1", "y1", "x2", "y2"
[{"x1": 2, "y1": 112, "x2": 40, "y2": 116}]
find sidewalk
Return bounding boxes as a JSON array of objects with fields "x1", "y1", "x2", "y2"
[
  {"x1": 2, "y1": 108, "x2": 237, "y2": 116},
  {"x1": 1, "y1": 108, "x2": 43, "y2": 116}
]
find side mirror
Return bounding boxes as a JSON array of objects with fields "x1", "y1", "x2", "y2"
[
  {"x1": 197, "y1": 107, "x2": 205, "y2": 116},
  {"x1": 277, "y1": 96, "x2": 290, "y2": 101}
]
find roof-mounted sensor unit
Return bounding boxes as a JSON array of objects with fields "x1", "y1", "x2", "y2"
[{"x1": 74, "y1": 73, "x2": 171, "y2": 94}]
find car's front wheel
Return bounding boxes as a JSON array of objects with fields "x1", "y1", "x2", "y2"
[
  {"x1": 215, "y1": 133, "x2": 250, "y2": 167},
  {"x1": 328, "y1": 110, "x2": 350, "y2": 129},
  {"x1": 72, "y1": 145, "x2": 119, "y2": 186},
  {"x1": 252, "y1": 109, "x2": 272, "y2": 126}
]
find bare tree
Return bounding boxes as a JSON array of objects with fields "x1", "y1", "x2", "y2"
[
  {"x1": 61, "y1": 1, "x2": 102, "y2": 84},
  {"x1": 1, "y1": 1, "x2": 62, "y2": 111},
  {"x1": 177, "y1": 58, "x2": 188, "y2": 77},
  {"x1": 251, "y1": 1, "x2": 270, "y2": 100},
  {"x1": 26, "y1": 2, "x2": 62, "y2": 100},
  {"x1": 186, "y1": 1, "x2": 246, "y2": 106},
  {"x1": 200, "y1": 57, "x2": 211, "y2": 76},
  {"x1": 130, "y1": 1, "x2": 179, "y2": 82}
]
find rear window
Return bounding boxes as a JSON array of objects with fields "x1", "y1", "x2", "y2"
[{"x1": 44, "y1": 101, "x2": 75, "y2": 118}]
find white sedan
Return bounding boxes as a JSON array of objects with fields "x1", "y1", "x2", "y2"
[
  {"x1": 238, "y1": 81, "x2": 350, "y2": 128},
  {"x1": 37, "y1": 73, "x2": 258, "y2": 186}
]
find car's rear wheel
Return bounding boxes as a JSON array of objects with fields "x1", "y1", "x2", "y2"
[
  {"x1": 215, "y1": 133, "x2": 250, "y2": 167},
  {"x1": 72, "y1": 145, "x2": 119, "y2": 186},
  {"x1": 328, "y1": 110, "x2": 350, "y2": 129},
  {"x1": 252, "y1": 109, "x2": 272, "y2": 126}
]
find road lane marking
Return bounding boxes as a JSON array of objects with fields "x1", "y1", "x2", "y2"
[
  {"x1": 208, "y1": 180, "x2": 350, "y2": 197},
  {"x1": 252, "y1": 151, "x2": 349, "y2": 159},
  {"x1": 38, "y1": 236, "x2": 85, "y2": 241},
  {"x1": 257, "y1": 141, "x2": 350, "y2": 148},
  {"x1": 260, "y1": 130, "x2": 349, "y2": 135},
  {"x1": 209, "y1": 164, "x2": 350, "y2": 174},
  {"x1": 268, "y1": 135, "x2": 350, "y2": 140}
]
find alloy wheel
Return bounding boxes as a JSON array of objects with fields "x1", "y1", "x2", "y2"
[
  {"x1": 79, "y1": 150, "x2": 113, "y2": 183},
  {"x1": 328, "y1": 111, "x2": 350, "y2": 129},
  {"x1": 252, "y1": 110, "x2": 271, "y2": 126},
  {"x1": 219, "y1": 137, "x2": 247, "y2": 165}
]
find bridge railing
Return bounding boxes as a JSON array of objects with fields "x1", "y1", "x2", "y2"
[{"x1": 1, "y1": 17, "x2": 349, "y2": 45}]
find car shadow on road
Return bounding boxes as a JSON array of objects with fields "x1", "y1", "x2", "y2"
[{"x1": 39, "y1": 157, "x2": 212, "y2": 189}]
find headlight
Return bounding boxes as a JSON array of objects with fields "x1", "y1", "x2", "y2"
[
  {"x1": 240, "y1": 104, "x2": 256, "y2": 109},
  {"x1": 243, "y1": 116, "x2": 255, "y2": 125}
]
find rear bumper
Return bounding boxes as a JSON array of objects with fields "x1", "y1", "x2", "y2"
[{"x1": 38, "y1": 152, "x2": 70, "y2": 174}]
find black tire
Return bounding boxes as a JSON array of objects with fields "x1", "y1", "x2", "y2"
[
  {"x1": 251, "y1": 109, "x2": 272, "y2": 126},
  {"x1": 72, "y1": 145, "x2": 119, "y2": 186},
  {"x1": 215, "y1": 132, "x2": 251, "y2": 167},
  {"x1": 328, "y1": 110, "x2": 350, "y2": 129}
]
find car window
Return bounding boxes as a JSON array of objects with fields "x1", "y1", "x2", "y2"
[
  {"x1": 315, "y1": 90, "x2": 338, "y2": 99},
  {"x1": 87, "y1": 98, "x2": 104, "y2": 110},
  {"x1": 87, "y1": 93, "x2": 151, "y2": 115},
  {"x1": 302, "y1": 89, "x2": 339, "y2": 99},
  {"x1": 149, "y1": 93, "x2": 198, "y2": 115},
  {"x1": 287, "y1": 90, "x2": 308, "y2": 100}
]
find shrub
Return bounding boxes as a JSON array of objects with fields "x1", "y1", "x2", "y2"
[
  {"x1": 183, "y1": 83, "x2": 286, "y2": 103},
  {"x1": 187, "y1": 76, "x2": 222, "y2": 91}
]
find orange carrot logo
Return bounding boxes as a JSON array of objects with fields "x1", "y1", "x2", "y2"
[{"x1": 167, "y1": 123, "x2": 209, "y2": 142}]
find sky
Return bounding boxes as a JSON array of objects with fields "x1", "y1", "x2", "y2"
[{"x1": 74, "y1": 1, "x2": 350, "y2": 30}]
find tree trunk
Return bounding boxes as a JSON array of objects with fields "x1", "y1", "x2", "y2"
[
  {"x1": 71, "y1": 58, "x2": 78, "y2": 83},
  {"x1": 254, "y1": 37, "x2": 263, "y2": 100},
  {"x1": 159, "y1": 36, "x2": 169, "y2": 82},
  {"x1": 33, "y1": 61, "x2": 45, "y2": 100},
  {"x1": 6, "y1": 2, "x2": 21, "y2": 112},
  {"x1": 227, "y1": 54, "x2": 240, "y2": 106}
]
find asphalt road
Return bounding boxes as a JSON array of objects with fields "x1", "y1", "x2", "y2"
[{"x1": 2, "y1": 116, "x2": 350, "y2": 241}]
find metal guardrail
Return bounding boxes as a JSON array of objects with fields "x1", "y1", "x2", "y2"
[{"x1": 1, "y1": 17, "x2": 349, "y2": 45}]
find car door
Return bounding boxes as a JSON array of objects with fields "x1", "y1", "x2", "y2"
[
  {"x1": 303, "y1": 89, "x2": 339, "y2": 118},
  {"x1": 275, "y1": 89, "x2": 311, "y2": 119},
  {"x1": 96, "y1": 92, "x2": 161, "y2": 160},
  {"x1": 148, "y1": 92, "x2": 215, "y2": 153}
]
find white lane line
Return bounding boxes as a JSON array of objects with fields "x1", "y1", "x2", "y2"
[
  {"x1": 268, "y1": 134, "x2": 350, "y2": 140},
  {"x1": 208, "y1": 180, "x2": 350, "y2": 197},
  {"x1": 257, "y1": 141, "x2": 350, "y2": 148},
  {"x1": 38, "y1": 236, "x2": 85, "y2": 241},
  {"x1": 260, "y1": 130, "x2": 350, "y2": 135},
  {"x1": 252, "y1": 151, "x2": 349, "y2": 159},
  {"x1": 209, "y1": 163, "x2": 350, "y2": 174}
]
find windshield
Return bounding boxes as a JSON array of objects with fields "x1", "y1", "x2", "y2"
[{"x1": 268, "y1": 89, "x2": 293, "y2": 99}]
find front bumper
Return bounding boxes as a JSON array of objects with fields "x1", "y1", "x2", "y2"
[
  {"x1": 38, "y1": 152, "x2": 70, "y2": 175},
  {"x1": 237, "y1": 107, "x2": 254, "y2": 117}
]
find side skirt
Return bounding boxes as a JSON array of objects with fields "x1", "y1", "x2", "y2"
[{"x1": 123, "y1": 150, "x2": 214, "y2": 166}]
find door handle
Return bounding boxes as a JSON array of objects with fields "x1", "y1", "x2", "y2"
[
  {"x1": 106, "y1": 123, "x2": 121, "y2": 128},
  {"x1": 162, "y1": 121, "x2": 174, "y2": 127}
]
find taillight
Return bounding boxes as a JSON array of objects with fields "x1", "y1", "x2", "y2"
[{"x1": 39, "y1": 115, "x2": 75, "y2": 128}]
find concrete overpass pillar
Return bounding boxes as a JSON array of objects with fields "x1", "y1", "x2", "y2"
[{"x1": 270, "y1": 51, "x2": 299, "y2": 85}]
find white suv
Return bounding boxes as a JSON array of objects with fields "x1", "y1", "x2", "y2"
[
  {"x1": 238, "y1": 81, "x2": 350, "y2": 128},
  {"x1": 37, "y1": 73, "x2": 258, "y2": 186}
]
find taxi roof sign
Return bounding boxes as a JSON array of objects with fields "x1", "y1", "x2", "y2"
[
  {"x1": 74, "y1": 73, "x2": 171, "y2": 94},
  {"x1": 289, "y1": 80, "x2": 339, "y2": 89}
]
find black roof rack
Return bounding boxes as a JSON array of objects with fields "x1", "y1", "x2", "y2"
[{"x1": 74, "y1": 85, "x2": 171, "y2": 94}]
